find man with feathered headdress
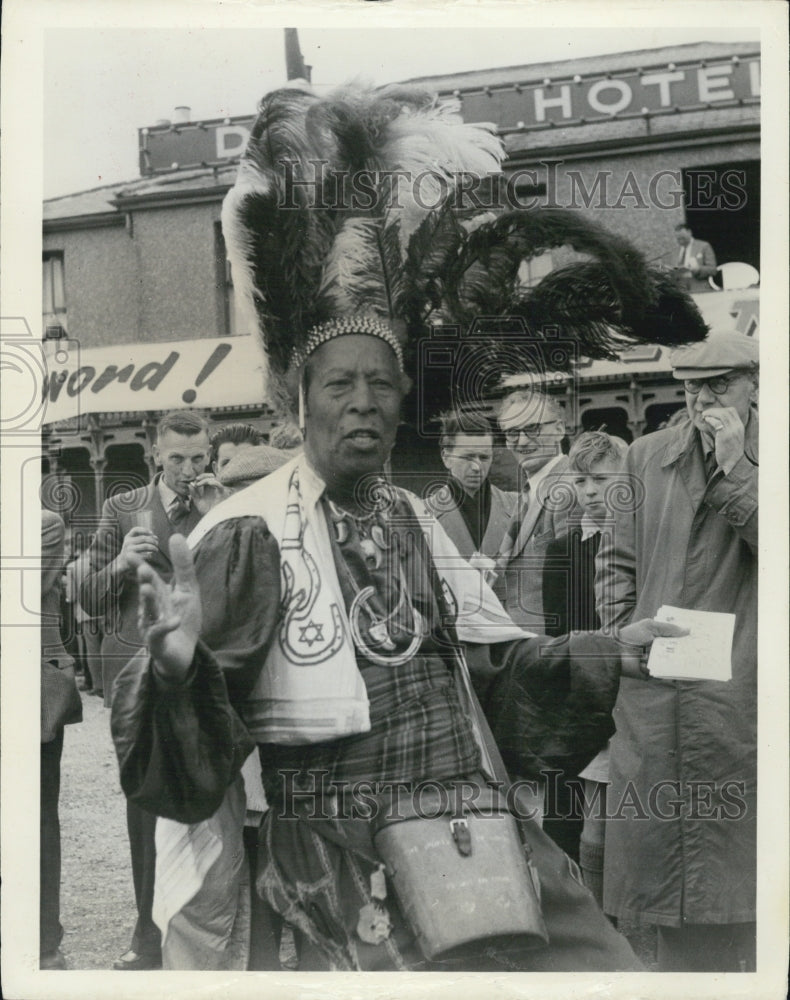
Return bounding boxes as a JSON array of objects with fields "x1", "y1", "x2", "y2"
[{"x1": 111, "y1": 81, "x2": 702, "y2": 971}]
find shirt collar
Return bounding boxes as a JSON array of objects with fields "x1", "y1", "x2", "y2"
[
  {"x1": 157, "y1": 475, "x2": 183, "y2": 511},
  {"x1": 580, "y1": 513, "x2": 602, "y2": 541}
]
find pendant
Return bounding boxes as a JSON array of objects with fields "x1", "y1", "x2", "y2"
[
  {"x1": 370, "y1": 523, "x2": 388, "y2": 551},
  {"x1": 368, "y1": 620, "x2": 396, "y2": 650},
  {"x1": 357, "y1": 865, "x2": 391, "y2": 945},
  {"x1": 370, "y1": 863, "x2": 387, "y2": 901},
  {"x1": 360, "y1": 537, "x2": 381, "y2": 569},
  {"x1": 356, "y1": 902, "x2": 392, "y2": 945},
  {"x1": 349, "y1": 586, "x2": 425, "y2": 667}
]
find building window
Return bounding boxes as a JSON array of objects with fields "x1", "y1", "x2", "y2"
[
  {"x1": 682, "y1": 160, "x2": 760, "y2": 271},
  {"x1": 43, "y1": 252, "x2": 67, "y2": 339},
  {"x1": 215, "y1": 224, "x2": 237, "y2": 336},
  {"x1": 580, "y1": 406, "x2": 633, "y2": 443}
]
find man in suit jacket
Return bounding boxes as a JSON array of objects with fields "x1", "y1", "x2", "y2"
[
  {"x1": 81, "y1": 409, "x2": 211, "y2": 970},
  {"x1": 425, "y1": 410, "x2": 517, "y2": 564},
  {"x1": 493, "y1": 391, "x2": 579, "y2": 631},
  {"x1": 673, "y1": 223, "x2": 717, "y2": 293}
]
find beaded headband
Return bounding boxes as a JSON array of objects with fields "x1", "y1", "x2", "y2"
[{"x1": 290, "y1": 314, "x2": 405, "y2": 373}]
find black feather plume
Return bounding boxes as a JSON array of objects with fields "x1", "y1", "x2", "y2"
[
  {"x1": 403, "y1": 201, "x2": 465, "y2": 324},
  {"x1": 637, "y1": 267, "x2": 711, "y2": 346},
  {"x1": 444, "y1": 209, "x2": 647, "y2": 332},
  {"x1": 431, "y1": 209, "x2": 707, "y2": 371},
  {"x1": 223, "y1": 80, "x2": 707, "y2": 421}
]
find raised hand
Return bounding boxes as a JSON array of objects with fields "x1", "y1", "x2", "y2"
[
  {"x1": 137, "y1": 534, "x2": 202, "y2": 682},
  {"x1": 188, "y1": 473, "x2": 231, "y2": 516},
  {"x1": 700, "y1": 406, "x2": 746, "y2": 475},
  {"x1": 118, "y1": 526, "x2": 159, "y2": 573},
  {"x1": 618, "y1": 618, "x2": 689, "y2": 679}
]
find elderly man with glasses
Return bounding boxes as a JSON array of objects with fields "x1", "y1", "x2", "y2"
[
  {"x1": 492, "y1": 391, "x2": 580, "y2": 631},
  {"x1": 595, "y1": 329, "x2": 759, "y2": 972}
]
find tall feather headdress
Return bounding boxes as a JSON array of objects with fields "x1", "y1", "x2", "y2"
[{"x1": 222, "y1": 82, "x2": 708, "y2": 419}]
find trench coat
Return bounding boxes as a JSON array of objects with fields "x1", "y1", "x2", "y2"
[{"x1": 595, "y1": 413, "x2": 758, "y2": 926}]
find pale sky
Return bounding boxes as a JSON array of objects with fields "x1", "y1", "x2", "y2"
[{"x1": 43, "y1": 26, "x2": 753, "y2": 200}]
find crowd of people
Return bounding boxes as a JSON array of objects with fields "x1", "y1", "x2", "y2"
[
  {"x1": 40, "y1": 79, "x2": 758, "y2": 977},
  {"x1": 42, "y1": 418, "x2": 295, "y2": 969},
  {"x1": 42, "y1": 323, "x2": 758, "y2": 973}
]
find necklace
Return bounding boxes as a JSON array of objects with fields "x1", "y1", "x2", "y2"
[
  {"x1": 326, "y1": 496, "x2": 379, "y2": 526},
  {"x1": 348, "y1": 584, "x2": 425, "y2": 667},
  {"x1": 326, "y1": 497, "x2": 426, "y2": 667}
]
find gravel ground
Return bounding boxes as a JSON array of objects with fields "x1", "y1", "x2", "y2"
[
  {"x1": 59, "y1": 688, "x2": 136, "y2": 971},
  {"x1": 58, "y1": 682, "x2": 658, "y2": 972}
]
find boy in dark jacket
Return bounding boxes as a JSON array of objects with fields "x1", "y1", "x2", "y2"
[{"x1": 541, "y1": 432, "x2": 627, "y2": 889}]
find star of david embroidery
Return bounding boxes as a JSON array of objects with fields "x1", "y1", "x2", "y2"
[{"x1": 298, "y1": 620, "x2": 325, "y2": 646}]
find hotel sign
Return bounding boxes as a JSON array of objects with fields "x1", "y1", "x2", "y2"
[
  {"x1": 456, "y1": 55, "x2": 760, "y2": 131},
  {"x1": 138, "y1": 54, "x2": 760, "y2": 175},
  {"x1": 139, "y1": 115, "x2": 257, "y2": 175}
]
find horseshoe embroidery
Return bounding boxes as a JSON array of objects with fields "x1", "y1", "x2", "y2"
[
  {"x1": 349, "y1": 585, "x2": 426, "y2": 667},
  {"x1": 277, "y1": 469, "x2": 345, "y2": 665}
]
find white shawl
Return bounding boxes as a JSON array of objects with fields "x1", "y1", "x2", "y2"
[{"x1": 188, "y1": 453, "x2": 530, "y2": 744}]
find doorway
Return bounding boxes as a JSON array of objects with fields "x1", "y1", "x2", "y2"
[{"x1": 683, "y1": 160, "x2": 760, "y2": 272}]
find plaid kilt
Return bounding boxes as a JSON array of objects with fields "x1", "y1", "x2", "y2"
[{"x1": 259, "y1": 654, "x2": 480, "y2": 792}]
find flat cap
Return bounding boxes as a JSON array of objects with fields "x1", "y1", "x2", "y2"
[
  {"x1": 42, "y1": 509, "x2": 65, "y2": 547},
  {"x1": 670, "y1": 329, "x2": 759, "y2": 380},
  {"x1": 219, "y1": 443, "x2": 292, "y2": 488}
]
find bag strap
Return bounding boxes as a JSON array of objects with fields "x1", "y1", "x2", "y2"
[
  {"x1": 453, "y1": 655, "x2": 510, "y2": 786},
  {"x1": 404, "y1": 506, "x2": 511, "y2": 788}
]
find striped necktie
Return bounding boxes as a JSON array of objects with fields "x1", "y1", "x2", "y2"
[{"x1": 168, "y1": 494, "x2": 192, "y2": 527}]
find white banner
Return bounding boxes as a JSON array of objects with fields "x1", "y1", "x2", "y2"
[{"x1": 42, "y1": 335, "x2": 268, "y2": 424}]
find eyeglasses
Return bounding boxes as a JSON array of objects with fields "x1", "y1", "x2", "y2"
[
  {"x1": 503, "y1": 420, "x2": 560, "y2": 443},
  {"x1": 683, "y1": 374, "x2": 742, "y2": 395}
]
